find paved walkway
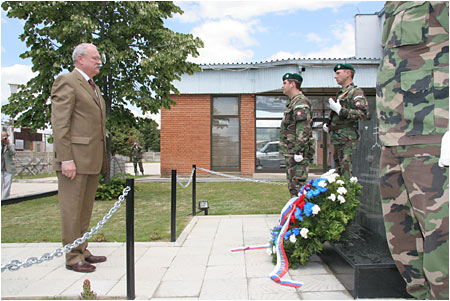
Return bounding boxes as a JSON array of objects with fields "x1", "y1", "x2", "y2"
[
  {"x1": 1, "y1": 215, "x2": 352, "y2": 300},
  {"x1": 2, "y1": 165, "x2": 356, "y2": 299}
]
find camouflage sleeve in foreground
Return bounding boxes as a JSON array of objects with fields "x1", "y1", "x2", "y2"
[{"x1": 376, "y1": 1, "x2": 449, "y2": 146}]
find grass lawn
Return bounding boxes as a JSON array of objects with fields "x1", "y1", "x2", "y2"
[{"x1": 1, "y1": 181, "x2": 290, "y2": 243}]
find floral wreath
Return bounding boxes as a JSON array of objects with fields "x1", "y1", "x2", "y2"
[{"x1": 231, "y1": 169, "x2": 362, "y2": 288}]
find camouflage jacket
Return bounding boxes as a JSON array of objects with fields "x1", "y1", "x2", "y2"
[
  {"x1": 329, "y1": 82, "x2": 369, "y2": 143},
  {"x1": 131, "y1": 144, "x2": 143, "y2": 160},
  {"x1": 376, "y1": 1, "x2": 449, "y2": 146},
  {"x1": 279, "y1": 92, "x2": 313, "y2": 156}
]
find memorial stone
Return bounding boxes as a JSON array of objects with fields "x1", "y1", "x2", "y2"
[{"x1": 319, "y1": 96, "x2": 410, "y2": 298}]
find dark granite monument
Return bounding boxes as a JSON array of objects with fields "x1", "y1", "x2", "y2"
[{"x1": 319, "y1": 97, "x2": 411, "y2": 298}]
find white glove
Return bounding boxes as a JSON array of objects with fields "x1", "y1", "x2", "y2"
[
  {"x1": 294, "y1": 154, "x2": 303, "y2": 162},
  {"x1": 328, "y1": 97, "x2": 342, "y2": 115},
  {"x1": 438, "y1": 131, "x2": 449, "y2": 167},
  {"x1": 323, "y1": 123, "x2": 329, "y2": 133}
]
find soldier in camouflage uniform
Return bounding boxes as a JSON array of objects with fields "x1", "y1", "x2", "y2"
[
  {"x1": 376, "y1": 2, "x2": 449, "y2": 299},
  {"x1": 131, "y1": 142, "x2": 144, "y2": 176},
  {"x1": 324, "y1": 64, "x2": 368, "y2": 179},
  {"x1": 279, "y1": 73, "x2": 314, "y2": 197}
]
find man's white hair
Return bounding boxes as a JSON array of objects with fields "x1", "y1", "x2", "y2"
[{"x1": 72, "y1": 43, "x2": 97, "y2": 63}]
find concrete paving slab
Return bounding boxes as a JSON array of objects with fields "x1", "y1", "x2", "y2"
[
  {"x1": 204, "y1": 264, "x2": 246, "y2": 280},
  {"x1": 2, "y1": 215, "x2": 355, "y2": 300},
  {"x1": 199, "y1": 278, "x2": 248, "y2": 299},
  {"x1": 18, "y1": 278, "x2": 79, "y2": 297},
  {"x1": 162, "y1": 265, "x2": 206, "y2": 281},
  {"x1": 61, "y1": 278, "x2": 119, "y2": 298},
  {"x1": 297, "y1": 274, "x2": 346, "y2": 292},
  {"x1": 299, "y1": 291, "x2": 354, "y2": 300},
  {"x1": 248, "y1": 277, "x2": 299, "y2": 300},
  {"x1": 153, "y1": 278, "x2": 203, "y2": 298},
  {"x1": 208, "y1": 251, "x2": 245, "y2": 266}
]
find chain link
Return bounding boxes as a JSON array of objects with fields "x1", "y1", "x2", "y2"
[
  {"x1": 1, "y1": 186, "x2": 131, "y2": 273},
  {"x1": 176, "y1": 167, "x2": 195, "y2": 188},
  {"x1": 197, "y1": 167, "x2": 287, "y2": 185}
]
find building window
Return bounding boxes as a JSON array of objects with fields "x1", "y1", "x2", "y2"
[
  {"x1": 211, "y1": 96, "x2": 240, "y2": 170},
  {"x1": 255, "y1": 95, "x2": 289, "y2": 171}
]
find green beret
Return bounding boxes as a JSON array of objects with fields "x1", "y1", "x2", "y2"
[
  {"x1": 334, "y1": 64, "x2": 355, "y2": 72},
  {"x1": 282, "y1": 73, "x2": 303, "y2": 84}
]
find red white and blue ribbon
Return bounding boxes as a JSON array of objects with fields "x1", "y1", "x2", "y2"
[{"x1": 230, "y1": 195, "x2": 305, "y2": 288}]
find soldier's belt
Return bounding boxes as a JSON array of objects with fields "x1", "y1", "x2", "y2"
[{"x1": 330, "y1": 122, "x2": 356, "y2": 131}]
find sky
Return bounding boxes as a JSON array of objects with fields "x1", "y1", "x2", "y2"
[{"x1": 1, "y1": 0, "x2": 386, "y2": 123}]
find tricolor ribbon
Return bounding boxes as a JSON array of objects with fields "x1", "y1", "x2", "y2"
[{"x1": 230, "y1": 192, "x2": 310, "y2": 288}]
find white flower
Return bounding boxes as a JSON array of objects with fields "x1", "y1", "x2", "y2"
[
  {"x1": 350, "y1": 177, "x2": 358, "y2": 183},
  {"x1": 312, "y1": 204, "x2": 321, "y2": 215},
  {"x1": 323, "y1": 169, "x2": 336, "y2": 176},
  {"x1": 337, "y1": 187, "x2": 347, "y2": 195},
  {"x1": 338, "y1": 195, "x2": 346, "y2": 204},
  {"x1": 272, "y1": 246, "x2": 276, "y2": 253},
  {"x1": 326, "y1": 174, "x2": 338, "y2": 183},
  {"x1": 300, "y1": 228, "x2": 309, "y2": 239},
  {"x1": 318, "y1": 180, "x2": 327, "y2": 188},
  {"x1": 289, "y1": 234, "x2": 297, "y2": 243},
  {"x1": 328, "y1": 194, "x2": 336, "y2": 202},
  {"x1": 336, "y1": 180, "x2": 345, "y2": 185}
]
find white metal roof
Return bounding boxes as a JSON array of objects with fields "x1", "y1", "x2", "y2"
[{"x1": 173, "y1": 57, "x2": 380, "y2": 94}]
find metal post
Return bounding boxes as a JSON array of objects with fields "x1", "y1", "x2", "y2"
[
  {"x1": 323, "y1": 131, "x2": 328, "y2": 173},
  {"x1": 125, "y1": 178, "x2": 135, "y2": 300},
  {"x1": 192, "y1": 165, "x2": 196, "y2": 216},
  {"x1": 171, "y1": 170, "x2": 177, "y2": 242}
]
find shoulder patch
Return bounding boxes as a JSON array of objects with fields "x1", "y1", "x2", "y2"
[{"x1": 294, "y1": 104, "x2": 306, "y2": 110}]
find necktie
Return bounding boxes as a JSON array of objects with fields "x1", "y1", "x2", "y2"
[{"x1": 88, "y1": 79, "x2": 96, "y2": 91}]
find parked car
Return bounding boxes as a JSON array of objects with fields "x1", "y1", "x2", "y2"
[{"x1": 256, "y1": 141, "x2": 285, "y2": 169}]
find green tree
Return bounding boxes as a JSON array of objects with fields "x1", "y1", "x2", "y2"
[
  {"x1": 2, "y1": 1, "x2": 203, "y2": 180},
  {"x1": 137, "y1": 117, "x2": 160, "y2": 152}
]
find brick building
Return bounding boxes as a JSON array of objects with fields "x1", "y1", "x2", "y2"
[
  {"x1": 161, "y1": 12, "x2": 384, "y2": 176},
  {"x1": 161, "y1": 58, "x2": 379, "y2": 176}
]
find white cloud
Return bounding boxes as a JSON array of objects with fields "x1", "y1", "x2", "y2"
[
  {"x1": 176, "y1": 1, "x2": 346, "y2": 22},
  {"x1": 190, "y1": 18, "x2": 261, "y2": 63},
  {"x1": 265, "y1": 51, "x2": 303, "y2": 61},
  {"x1": 307, "y1": 33, "x2": 327, "y2": 43},
  {"x1": 1, "y1": 64, "x2": 37, "y2": 106},
  {"x1": 304, "y1": 22, "x2": 355, "y2": 58}
]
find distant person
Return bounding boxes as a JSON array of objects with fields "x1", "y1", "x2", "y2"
[
  {"x1": 1, "y1": 131, "x2": 16, "y2": 199},
  {"x1": 377, "y1": 1, "x2": 449, "y2": 299},
  {"x1": 131, "y1": 142, "x2": 144, "y2": 176},
  {"x1": 279, "y1": 73, "x2": 314, "y2": 197},
  {"x1": 51, "y1": 43, "x2": 108, "y2": 273},
  {"x1": 323, "y1": 64, "x2": 368, "y2": 179}
]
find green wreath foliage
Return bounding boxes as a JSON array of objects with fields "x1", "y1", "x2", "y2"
[{"x1": 270, "y1": 170, "x2": 362, "y2": 266}]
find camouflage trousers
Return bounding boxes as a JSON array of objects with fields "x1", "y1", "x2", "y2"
[
  {"x1": 333, "y1": 140, "x2": 356, "y2": 179},
  {"x1": 284, "y1": 155, "x2": 309, "y2": 197},
  {"x1": 133, "y1": 160, "x2": 144, "y2": 175},
  {"x1": 380, "y1": 144, "x2": 449, "y2": 299}
]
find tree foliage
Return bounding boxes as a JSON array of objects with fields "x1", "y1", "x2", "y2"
[
  {"x1": 2, "y1": 1, "x2": 202, "y2": 180},
  {"x1": 2, "y1": 1, "x2": 202, "y2": 129}
]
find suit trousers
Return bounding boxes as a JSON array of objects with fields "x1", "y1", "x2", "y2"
[
  {"x1": 1, "y1": 171, "x2": 13, "y2": 199},
  {"x1": 57, "y1": 172, "x2": 101, "y2": 265}
]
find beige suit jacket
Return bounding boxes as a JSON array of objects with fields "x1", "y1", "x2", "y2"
[{"x1": 51, "y1": 69, "x2": 107, "y2": 174}]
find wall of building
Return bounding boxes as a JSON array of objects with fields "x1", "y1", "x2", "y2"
[
  {"x1": 161, "y1": 93, "x2": 257, "y2": 176},
  {"x1": 240, "y1": 94, "x2": 255, "y2": 175},
  {"x1": 355, "y1": 14, "x2": 383, "y2": 59},
  {"x1": 161, "y1": 94, "x2": 211, "y2": 176}
]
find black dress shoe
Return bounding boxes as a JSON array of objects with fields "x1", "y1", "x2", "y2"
[
  {"x1": 85, "y1": 255, "x2": 107, "y2": 263},
  {"x1": 66, "y1": 261, "x2": 96, "y2": 273}
]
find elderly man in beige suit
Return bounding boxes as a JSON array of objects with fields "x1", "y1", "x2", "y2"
[{"x1": 51, "y1": 43, "x2": 108, "y2": 273}]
